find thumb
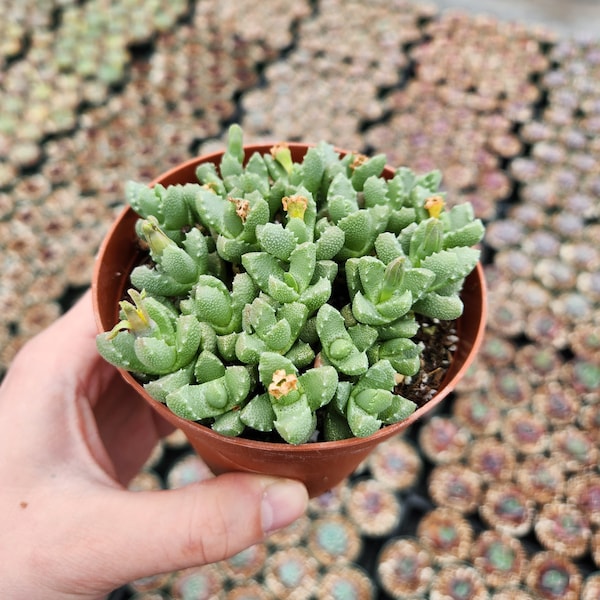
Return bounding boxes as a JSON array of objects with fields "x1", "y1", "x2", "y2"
[{"x1": 93, "y1": 473, "x2": 308, "y2": 586}]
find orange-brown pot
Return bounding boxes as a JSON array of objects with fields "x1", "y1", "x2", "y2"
[{"x1": 92, "y1": 144, "x2": 487, "y2": 497}]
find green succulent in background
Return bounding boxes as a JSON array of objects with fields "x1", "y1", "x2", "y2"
[{"x1": 96, "y1": 124, "x2": 485, "y2": 444}]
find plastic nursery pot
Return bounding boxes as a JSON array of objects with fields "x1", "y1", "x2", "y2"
[{"x1": 92, "y1": 144, "x2": 487, "y2": 498}]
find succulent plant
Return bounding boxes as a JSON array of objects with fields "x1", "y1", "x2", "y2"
[{"x1": 96, "y1": 124, "x2": 484, "y2": 444}]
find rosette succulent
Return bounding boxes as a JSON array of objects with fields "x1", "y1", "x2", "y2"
[{"x1": 96, "y1": 124, "x2": 484, "y2": 444}]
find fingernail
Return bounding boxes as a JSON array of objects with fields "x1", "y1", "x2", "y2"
[{"x1": 261, "y1": 479, "x2": 308, "y2": 535}]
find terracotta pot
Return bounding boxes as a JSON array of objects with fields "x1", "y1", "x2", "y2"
[{"x1": 92, "y1": 144, "x2": 487, "y2": 497}]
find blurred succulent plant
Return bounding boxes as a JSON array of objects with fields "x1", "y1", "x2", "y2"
[{"x1": 96, "y1": 124, "x2": 484, "y2": 444}]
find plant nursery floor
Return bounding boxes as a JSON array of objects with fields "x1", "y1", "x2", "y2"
[{"x1": 1, "y1": 1, "x2": 599, "y2": 599}]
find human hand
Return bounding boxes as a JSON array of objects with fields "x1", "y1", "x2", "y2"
[{"x1": 0, "y1": 290, "x2": 308, "y2": 598}]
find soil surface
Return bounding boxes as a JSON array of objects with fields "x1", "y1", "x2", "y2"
[{"x1": 395, "y1": 316, "x2": 458, "y2": 408}]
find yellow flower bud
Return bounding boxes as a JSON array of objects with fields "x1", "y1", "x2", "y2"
[
  {"x1": 108, "y1": 289, "x2": 153, "y2": 338},
  {"x1": 282, "y1": 195, "x2": 308, "y2": 220},
  {"x1": 141, "y1": 216, "x2": 172, "y2": 254},
  {"x1": 270, "y1": 142, "x2": 293, "y2": 174},
  {"x1": 424, "y1": 195, "x2": 445, "y2": 219}
]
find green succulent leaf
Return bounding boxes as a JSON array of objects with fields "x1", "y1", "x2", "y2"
[
  {"x1": 182, "y1": 228, "x2": 210, "y2": 275},
  {"x1": 376, "y1": 316, "x2": 419, "y2": 341},
  {"x1": 288, "y1": 242, "x2": 317, "y2": 292},
  {"x1": 351, "y1": 292, "x2": 389, "y2": 326},
  {"x1": 174, "y1": 314, "x2": 203, "y2": 367},
  {"x1": 332, "y1": 381, "x2": 352, "y2": 415},
  {"x1": 161, "y1": 184, "x2": 195, "y2": 230},
  {"x1": 267, "y1": 275, "x2": 300, "y2": 303},
  {"x1": 386, "y1": 168, "x2": 414, "y2": 207},
  {"x1": 235, "y1": 331, "x2": 268, "y2": 364},
  {"x1": 350, "y1": 153, "x2": 386, "y2": 191},
  {"x1": 284, "y1": 341, "x2": 315, "y2": 368},
  {"x1": 195, "y1": 162, "x2": 226, "y2": 196},
  {"x1": 240, "y1": 196, "x2": 271, "y2": 242},
  {"x1": 298, "y1": 276, "x2": 332, "y2": 313},
  {"x1": 374, "y1": 232, "x2": 406, "y2": 265},
  {"x1": 346, "y1": 397, "x2": 382, "y2": 438},
  {"x1": 273, "y1": 397, "x2": 317, "y2": 445},
  {"x1": 324, "y1": 407, "x2": 354, "y2": 441},
  {"x1": 327, "y1": 173, "x2": 357, "y2": 218},
  {"x1": 194, "y1": 350, "x2": 226, "y2": 383},
  {"x1": 417, "y1": 169, "x2": 443, "y2": 193},
  {"x1": 351, "y1": 276, "x2": 413, "y2": 325},
  {"x1": 420, "y1": 247, "x2": 480, "y2": 291},
  {"x1": 301, "y1": 146, "x2": 326, "y2": 194},
  {"x1": 358, "y1": 256, "x2": 386, "y2": 303},
  {"x1": 244, "y1": 152, "x2": 270, "y2": 192},
  {"x1": 353, "y1": 388, "x2": 393, "y2": 414},
  {"x1": 190, "y1": 276, "x2": 233, "y2": 331},
  {"x1": 315, "y1": 224, "x2": 345, "y2": 260},
  {"x1": 316, "y1": 304, "x2": 368, "y2": 376},
  {"x1": 166, "y1": 365, "x2": 251, "y2": 420},
  {"x1": 216, "y1": 332, "x2": 238, "y2": 362},
  {"x1": 353, "y1": 359, "x2": 396, "y2": 395},
  {"x1": 130, "y1": 265, "x2": 193, "y2": 297},
  {"x1": 408, "y1": 218, "x2": 444, "y2": 264},
  {"x1": 379, "y1": 394, "x2": 417, "y2": 424},
  {"x1": 375, "y1": 338, "x2": 422, "y2": 376},
  {"x1": 126, "y1": 180, "x2": 162, "y2": 220},
  {"x1": 193, "y1": 187, "x2": 229, "y2": 234},
  {"x1": 443, "y1": 220, "x2": 485, "y2": 249},
  {"x1": 242, "y1": 252, "x2": 285, "y2": 293},
  {"x1": 402, "y1": 268, "x2": 437, "y2": 299},
  {"x1": 388, "y1": 207, "x2": 419, "y2": 234},
  {"x1": 212, "y1": 410, "x2": 246, "y2": 437},
  {"x1": 240, "y1": 393, "x2": 275, "y2": 432},
  {"x1": 347, "y1": 323, "x2": 378, "y2": 352},
  {"x1": 256, "y1": 222, "x2": 298, "y2": 260},
  {"x1": 144, "y1": 364, "x2": 195, "y2": 403},
  {"x1": 142, "y1": 296, "x2": 178, "y2": 336},
  {"x1": 237, "y1": 298, "x2": 307, "y2": 362},
  {"x1": 96, "y1": 330, "x2": 147, "y2": 373},
  {"x1": 216, "y1": 236, "x2": 258, "y2": 263},
  {"x1": 375, "y1": 291, "x2": 413, "y2": 322},
  {"x1": 298, "y1": 366, "x2": 338, "y2": 411},
  {"x1": 441, "y1": 202, "x2": 476, "y2": 231},
  {"x1": 313, "y1": 260, "x2": 338, "y2": 283},
  {"x1": 362, "y1": 176, "x2": 389, "y2": 207},
  {"x1": 336, "y1": 205, "x2": 390, "y2": 260},
  {"x1": 134, "y1": 336, "x2": 178, "y2": 375},
  {"x1": 220, "y1": 124, "x2": 245, "y2": 178},
  {"x1": 413, "y1": 292, "x2": 464, "y2": 320},
  {"x1": 231, "y1": 272, "x2": 259, "y2": 315}
]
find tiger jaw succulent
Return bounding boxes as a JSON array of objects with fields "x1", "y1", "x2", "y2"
[{"x1": 96, "y1": 124, "x2": 484, "y2": 445}]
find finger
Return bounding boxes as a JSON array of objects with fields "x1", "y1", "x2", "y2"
[
  {"x1": 90, "y1": 474, "x2": 308, "y2": 587},
  {"x1": 0, "y1": 291, "x2": 169, "y2": 481},
  {"x1": 89, "y1": 373, "x2": 173, "y2": 483},
  {"x1": 3, "y1": 290, "x2": 102, "y2": 410}
]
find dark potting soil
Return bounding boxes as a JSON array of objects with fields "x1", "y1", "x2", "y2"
[{"x1": 395, "y1": 316, "x2": 458, "y2": 408}]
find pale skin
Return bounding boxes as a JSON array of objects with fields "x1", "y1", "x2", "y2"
[{"x1": 0, "y1": 291, "x2": 308, "y2": 598}]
